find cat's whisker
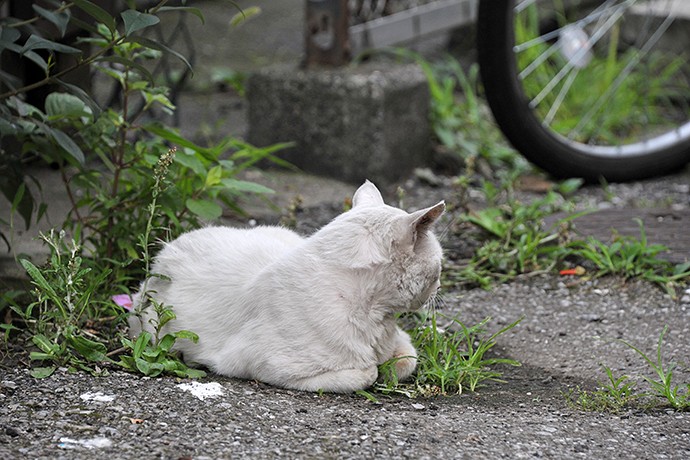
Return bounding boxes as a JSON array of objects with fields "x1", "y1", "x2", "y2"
[
  {"x1": 438, "y1": 224, "x2": 451, "y2": 243},
  {"x1": 421, "y1": 289, "x2": 447, "y2": 321}
]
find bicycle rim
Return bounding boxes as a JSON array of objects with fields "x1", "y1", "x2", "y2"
[{"x1": 512, "y1": 0, "x2": 690, "y2": 158}]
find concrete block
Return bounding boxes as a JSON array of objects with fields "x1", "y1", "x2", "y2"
[{"x1": 247, "y1": 63, "x2": 431, "y2": 184}]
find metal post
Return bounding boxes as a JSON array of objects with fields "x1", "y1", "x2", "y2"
[{"x1": 305, "y1": 0, "x2": 351, "y2": 67}]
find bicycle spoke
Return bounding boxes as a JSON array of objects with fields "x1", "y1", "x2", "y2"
[
  {"x1": 513, "y1": 0, "x2": 629, "y2": 53},
  {"x1": 518, "y1": 42, "x2": 559, "y2": 80},
  {"x1": 570, "y1": 10, "x2": 677, "y2": 141},
  {"x1": 528, "y1": 3, "x2": 631, "y2": 109},
  {"x1": 543, "y1": 67, "x2": 579, "y2": 128}
]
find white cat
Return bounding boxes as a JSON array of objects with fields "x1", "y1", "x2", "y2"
[{"x1": 129, "y1": 180, "x2": 445, "y2": 393}]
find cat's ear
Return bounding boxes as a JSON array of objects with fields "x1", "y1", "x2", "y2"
[
  {"x1": 352, "y1": 180, "x2": 385, "y2": 208},
  {"x1": 406, "y1": 201, "x2": 445, "y2": 244}
]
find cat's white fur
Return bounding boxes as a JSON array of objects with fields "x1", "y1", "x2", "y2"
[{"x1": 128, "y1": 180, "x2": 445, "y2": 393}]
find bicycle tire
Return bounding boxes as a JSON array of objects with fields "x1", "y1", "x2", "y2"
[{"x1": 477, "y1": 0, "x2": 690, "y2": 182}]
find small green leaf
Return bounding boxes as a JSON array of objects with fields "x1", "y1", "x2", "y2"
[
  {"x1": 32, "y1": 4, "x2": 71, "y2": 38},
  {"x1": 158, "y1": 308, "x2": 176, "y2": 328},
  {"x1": 186, "y1": 198, "x2": 222, "y2": 220},
  {"x1": 220, "y1": 178, "x2": 274, "y2": 195},
  {"x1": 355, "y1": 389, "x2": 379, "y2": 402},
  {"x1": 162, "y1": 359, "x2": 181, "y2": 371},
  {"x1": 133, "y1": 331, "x2": 152, "y2": 359},
  {"x1": 57, "y1": 80, "x2": 102, "y2": 118},
  {"x1": 69, "y1": 335, "x2": 108, "y2": 362},
  {"x1": 230, "y1": 6, "x2": 262, "y2": 27},
  {"x1": 121, "y1": 9, "x2": 160, "y2": 36},
  {"x1": 31, "y1": 333, "x2": 58, "y2": 354},
  {"x1": 45, "y1": 127, "x2": 86, "y2": 164},
  {"x1": 21, "y1": 34, "x2": 82, "y2": 55},
  {"x1": 45, "y1": 92, "x2": 91, "y2": 119},
  {"x1": 0, "y1": 167, "x2": 33, "y2": 230},
  {"x1": 157, "y1": 334, "x2": 176, "y2": 353},
  {"x1": 97, "y1": 55, "x2": 154, "y2": 83},
  {"x1": 73, "y1": 0, "x2": 117, "y2": 33},
  {"x1": 673, "y1": 261, "x2": 690, "y2": 276},
  {"x1": 0, "y1": 117, "x2": 17, "y2": 136},
  {"x1": 143, "y1": 123, "x2": 214, "y2": 159},
  {"x1": 3, "y1": 41, "x2": 48, "y2": 71},
  {"x1": 31, "y1": 366, "x2": 57, "y2": 378},
  {"x1": 177, "y1": 367, "x2": 206, "y2": 379},
  {"x1": 0, "y1": 25, "x2": 21, "y2": 54},
  {"x1": 136, "y1": 357, "x2": 164, "y2": 376},
  {"x1": 189, "y1": 368, "x2": 207, "y2": 378},
  {"x1": 117, "y1": 355, "x2": 135, "y2": 371},
  {"x1": 29, "y1": 351, "x2": 54, "y2": 361},
  {"x1": 124, "y1": 36, "x2": 193, "y2": 73},
  {"x1": 465, "y1": 208, "x2": 507, "y2": 238},
  {"x1": 20, "y1": 259, "x2": 61, "y2": 304},
  {"x1": 10, "y1": 182, "x2": 25, "y2": 214},
  {"x1": 142, "y1": 348, "x2": 163, "y2": 360},
  {"x1": 557, "y1": 178, "x2": 584, "y2": 195},
  {"x1": 173, "y1": 330, "x2": 200, "y2": 343},
  {"x1": 174, "y1": 151, "x2": 206, "y2": 175},
  {"x1": 205, "y1": 165, "x2": 223, "y2": 188},
  {"x1": 134, "y1": 356, "x2": 153, "y2": 375}
]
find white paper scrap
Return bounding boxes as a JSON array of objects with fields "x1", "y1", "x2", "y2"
[
  {"x1": 58, "y1": 437, "x2": 113, "y2": 449},
  {"x1": 79, "y1": 391, "x2": 116, "y2": 403},
  {"x1": 177, "y1": 381, "x2": 224, "y2": 400}
]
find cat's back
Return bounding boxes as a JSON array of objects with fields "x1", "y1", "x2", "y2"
[{"x1": 155, "y1": 225, "x2": 303, "y2": 279}]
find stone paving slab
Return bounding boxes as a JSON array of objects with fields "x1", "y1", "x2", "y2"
[{"x1": 546, "y1": 208, "x2": 690, "y2": 264}]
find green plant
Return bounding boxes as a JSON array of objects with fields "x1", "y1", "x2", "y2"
[
  {"x1": 425, "y1": 58, "x2": 524, "y2": 171},
  {"x1": 115, "y1": 147, "x2": 205, "y2": 378},
  {"x1": 1, "y1": 3, "x2": 189, "y2": 227},
  {"x1": 568, "y1": 327, "x2": 689, "y2": 412},
  {"x1": 449, "y1": 174, "x2": 690, "y2": 292},
  {"x1": 448, "y1": 183, "x2": 582, "y2": 288},
  {"x1": 1, "y1": 2, "x2": 291, "y2": 382},
  {"x1": 52, "y1": 25, "x2": 285, "y2": 283},
  {"x1": 1, "y1": 2, "x2": 286, "y2": 286},
  {"x1": 565, "y1": 365, "x2": 639, "y2": 412},
  {"x1": 620, "y1": 326, "x2": 690, "y2": 411},
  {"x1": 374, "y1": 314, "x2": 522, "y2": 397},
  {"x1": 566, "y1": 219, "x2": 690, "y2": 295},
  {"x1": 12, "y1": 148, "x2": 208, "y2": 379},
  {"x1": 14, "y1": 230, "x2": 113, "y2": 378},
  {"x1": 117, "y1": 306, "x2": 205, "y2": 378},
  {"x1": 363, "y1": 49, "x2": 525, "y2": 174}
]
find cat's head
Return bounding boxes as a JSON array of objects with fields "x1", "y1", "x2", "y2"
[{"x1": 318, "y1": 180, "x2": 445, "y2": 312}]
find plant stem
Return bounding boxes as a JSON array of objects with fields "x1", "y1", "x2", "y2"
[
  {"x1": 5, "y1": 2, "x2": 75, "y2": 29},
  {"x1": 0, "y1": 38, "x2": 119, "y2": 101},
  {"x1": 59, "y1": 166, "x2": 85, "y2": 226}
]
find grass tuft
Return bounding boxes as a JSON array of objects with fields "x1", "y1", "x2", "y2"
[
  {"x1": 566, "y1": 327, "x2": 689, "y2": 412},
  {"x1": 373, "y1": 313, "x2": 522, "y2": 398}
]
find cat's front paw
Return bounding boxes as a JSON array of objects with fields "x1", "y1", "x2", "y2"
[{"x1": 393, "y1": 354, "x2": 417, "y2": 381}]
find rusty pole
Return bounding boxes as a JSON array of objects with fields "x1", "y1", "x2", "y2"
[{"x1": 305, "y1": 0, "x2": 351, "y2": 67}]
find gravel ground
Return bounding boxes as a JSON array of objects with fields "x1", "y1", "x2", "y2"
[{"x1": 2, "y1": 169, "x2": 690, "y2": 459}]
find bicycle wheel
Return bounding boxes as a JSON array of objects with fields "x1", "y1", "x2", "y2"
[{"x1": 477, "y1": 0, "x2": 690, "y2": 182}]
